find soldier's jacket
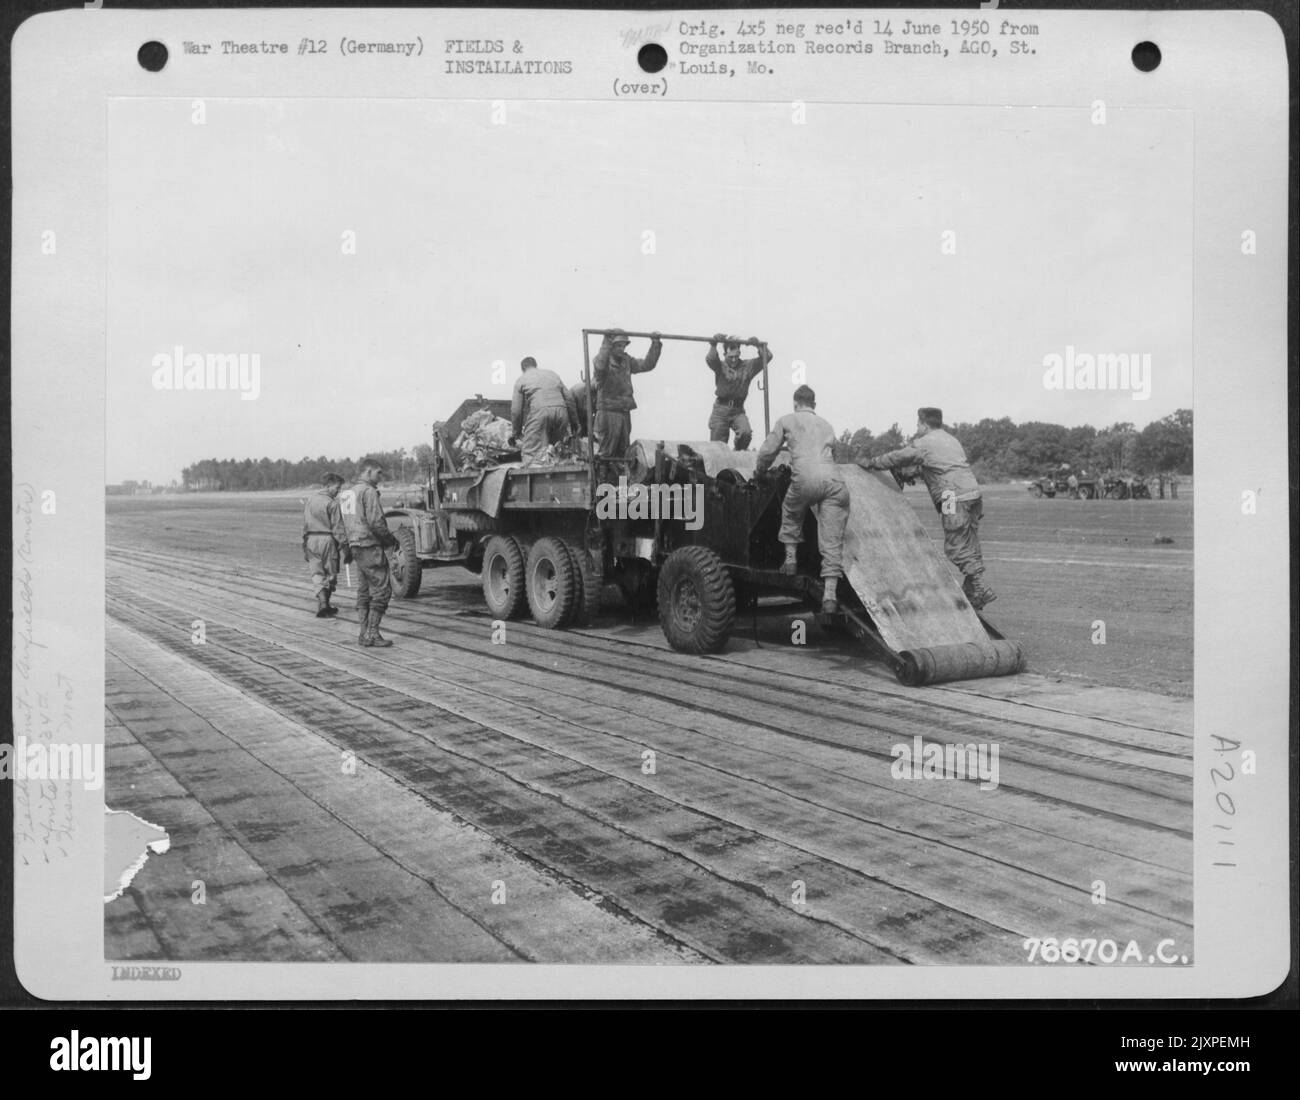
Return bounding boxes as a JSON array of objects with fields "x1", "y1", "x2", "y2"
[
  {"x1": 592, "y1": 339, "x2": 661, "y2": 413},
  {"x1": 339, "y1": 481, "x2": 395, "y2": 549},
  {"x1": 511, "y1": 368, "x2": 577, "y2": 435},
  {"x1": 874, "y1": 428, "x2": 981, "y2": 508},
  {"x1": 705, "y1": 346, "x2": 770, "y2": 406},
  {"x1": 755, "y1": 409, "x2": 838, "y2": 479},
  {"x1": 302, "y1": 490, "x2": 346, "y2": 542}
]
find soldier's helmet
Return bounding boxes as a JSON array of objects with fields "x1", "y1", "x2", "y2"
[{"x1": 607, "y1": 327, "x2": 630, "y2": 346}]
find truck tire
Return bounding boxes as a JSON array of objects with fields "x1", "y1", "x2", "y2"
[
  {"x1": 387, "y1": 525, "x2": 422, "y2": 599},
  {"x1": 657, "y1": 546, "x2": 735, "y2": 654},
  {"x1": 564, "y1": 540, "x2": 602, "y2": 627},
  {"x1": 482, "y1": 535, "x2": 526, "y2": 619},
  {"x1": 526, "y1": 537, "x2": 577, "y2": 629},
  {"x1": 1029, "y1": 483, "x2": 1043, "y2": 498}
]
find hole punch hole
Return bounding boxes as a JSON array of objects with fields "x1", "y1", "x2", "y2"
[
  {"x1": 637, "y1": 43, "x2": 668, "y2": 74},
  {"x1": 1131, "y1": 41, "x2": 1161, "y2": 73},
  {"x1": 138, "y1": 41, "x2": 168, "y2": 72}
]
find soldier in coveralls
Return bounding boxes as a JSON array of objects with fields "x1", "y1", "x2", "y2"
[
  {"x1": 511, "y1": 356, "x2": 578, "y2": 465},
  {"x1": 339, "y1": 460, "x2": 399, "y2": 647},
  {"x1": 755, "y1": 385, "x2": 850, "y2": 615},
  {"x1": 302, "y1": 472, "x2": 349, "y2": 618},
  {"x1": 591, "y1": 328, "x2": 662, "y2": 458},
  {"x1": 704, "y1": 334, "x2": 772, "y2": 450},
  {"x1": 859, "y1": 407, "x2": 997, "y2": 610}
]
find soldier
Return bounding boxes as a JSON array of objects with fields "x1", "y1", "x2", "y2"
[
  {"x1": 301, "y1": 472, "x2": 349, "y2": 618},
  {"x1": 754, "y1": 385, "x2": 850, "y2": 614},
  {"x1": 591, "y1": 328, "x2": 662, "y2": 458},
  {"x1": 339, "y1": 459, "x2": 399, "y2": 647},
  {"x1": 859, "y1": 407, "x2": 996, "y2": 610},
  {"x1": 511, "y1": 357, "x2": 578, "y2": 465},
  {"x1": 705, "y1": 334, "x2": 772, "y2": 451}
]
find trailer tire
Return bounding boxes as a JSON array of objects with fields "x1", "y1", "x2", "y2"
[
  {"x1": 526, "y1": 537, "x2": 577, "y2": 629},
  {"x1": 1029, "y1": 483, "x2": 1043, "y2": 498},
  {"x1": 387, "y1": 525, "x2": 422, "y2": 599},
  {"x1": 657, "y1": 546, "x2": 735, "y2": 654},
  {"x1": 564, "y1": 541, "x2": 602, "y2": 627},
  {"x1": 482, "y1": 535, "x2": 526, "y2": 620}
]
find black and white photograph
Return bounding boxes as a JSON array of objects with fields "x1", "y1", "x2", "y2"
[{"x1": 8, "y1": 5, "x2": 1291, "y2": 1001}]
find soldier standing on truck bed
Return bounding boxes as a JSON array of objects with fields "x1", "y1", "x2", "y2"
[
  {"x1": 511, "y1": 357, "x2": 578, "y2": 466},
  {"x1": 302, "y1": 472, "x2": 350, "y2": 618},
  {"x1": 591, "y1": 328, "x2": 662, "y2": 458},
  {"x1": 705, "y1": 334, "x2": 772, "y2": 451},
  {"x1": 859, "y1": 407, "x2": 997, "y2": 610},
  {"x1": 339, "y1": 459, "x2": 399, "y2": 647},
  {"x1": 754, "y1": 385, "x2": 850, "y2": 615}
]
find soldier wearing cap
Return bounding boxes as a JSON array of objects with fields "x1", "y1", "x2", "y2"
[
  {"x1": 754, "y1": 385, "x2": 850, "y2": 614},
  {"x1": 705, "y1": 334, "x2": 772, "y2": 450},
  {"x1": 338, "y1": 459, "x2": 400, "y2": 647},
  {"x1": 302, "y1": 472, "x2": 350, "y2": 618},
  {"x1": 859, "y1": 407, "x2": 996, "y2": 610},
  {"x1": 591, "y1": 328, "x2": 662, "y2": 458},
  {"x1": 511, "y1": 356, "x2": 578, "y2": 465}
]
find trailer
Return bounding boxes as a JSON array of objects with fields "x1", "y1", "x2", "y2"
[{"x1": 390, "y1": 330, "x2": 1026, "y2": 686}]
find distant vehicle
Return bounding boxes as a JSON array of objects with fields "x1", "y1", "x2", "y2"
[
  {"x1": 1099, "y1": 471, "x2": 1152, "y2": 500},
  {"x1": 1027, "y1": 468, "x2": 1097, "y2": 499}
]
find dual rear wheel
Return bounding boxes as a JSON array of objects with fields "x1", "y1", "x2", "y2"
[{"x1": 481, "y1": 534, "x2": 602, "y2": 629}]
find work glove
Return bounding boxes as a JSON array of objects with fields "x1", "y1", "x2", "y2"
[
  {"x1": 857, "y1": 457, "x2": 881, "y2": 471},
  {"x1": 650, "y1": 332, "x2": 662, "y2": 343},
  {"x1": 339, "y1": 541, "x2": 353, "y2": 565},
  {"x1": 712, "y1": 332, "x2": 726, "y2": 344}
]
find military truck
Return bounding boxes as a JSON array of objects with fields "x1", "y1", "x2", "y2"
[{"x1": 380, "y1": 330, "x2": 1024, "y2": 686}]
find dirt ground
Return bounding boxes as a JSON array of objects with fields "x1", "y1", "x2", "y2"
[{"x1": 103, "y1": 484, "x2": 1193, "y2": 966}]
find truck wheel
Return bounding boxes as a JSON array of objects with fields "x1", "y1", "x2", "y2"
[
  {"x1": 657, "y1": 546, "x2": 735, "y2": 654},
  {"x1": 526, "y1": 537, "x2": 577, "y2": 629},
  {"x1": 388, "y1": 525, "x2": 422, "y2": 599},
  {"x1": 1029, "y1": 484, "x2": 1043, "y2": 498},
  {"x1": 564, "y1": 541, "x2": 602, "y2": 627},
  {"x1": 482, "y1": 536, "x2": 526, "y2": 619}
]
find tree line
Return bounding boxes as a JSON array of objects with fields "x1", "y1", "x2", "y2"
[
  {"x1": 833, "y1": 409, "x2": 1192, "y2": 483},
  {"x1": 181, "y1": 446, "x2": 439, "y2": 491},
  {"x1": 175, "y1": 411, "x2": 1191, "y2": 490}
]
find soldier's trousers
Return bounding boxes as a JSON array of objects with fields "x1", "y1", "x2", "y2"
[
  {"x1": 352, "y1": 544, "x2": 392, "y2": 615},
  {"x1": 941, "y1": 497, "x2": 985, "y2": 579},
  {"x1": 522, "y1": 407, "x2": 570, "y2": 465},
  {"x1": 779, "y1": 473, "x2": 850, "y2": 578},
  {"x1": 593, "y1": 410, "x2": 632, "y2": 459},
  {"x1": 707, "y1": 402, "x2": 753, "y2": 450},
  {"x1": 305, "y1": 535, "x2": 339, "y2": 595}
]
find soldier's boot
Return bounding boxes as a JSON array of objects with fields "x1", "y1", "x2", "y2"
[
  {"x1": 356, "y1": 598, "x2": 372, "y2": 646},
  {"x1": 821, "y1": 576, "x2": 839, "y2": 615},
  {"x1": 779, "y1": 544, "x2": 798, "y2": 576},
  {"x1": 366, "y1": 608, "x2": 393, "y2": 648},
  {"x1": 315, "y1": 590, "x2": 329, "y2": 618},
  {"x1": 322, "y1": 588, "x2": 339, "y2": 617},
  {"x1": 964, "y1": 574, "x2": 997, "y2": 611}
]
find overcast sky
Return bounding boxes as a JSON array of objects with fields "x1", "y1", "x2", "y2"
[{"x1": 107, "y1": 98, "x2": 1192, "y2": 483}]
